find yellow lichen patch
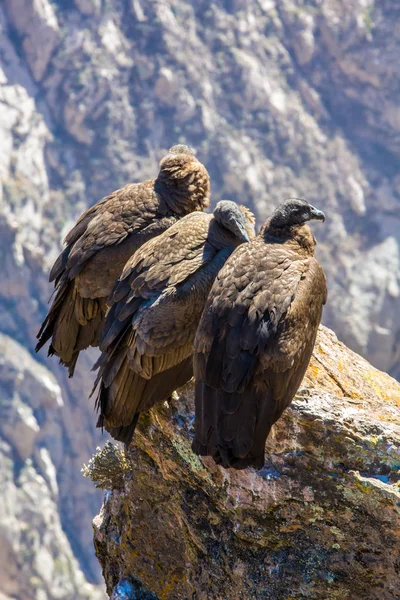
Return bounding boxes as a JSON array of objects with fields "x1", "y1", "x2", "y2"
[
  {"x1": 309, "y1": 364, "x2": 320, "y2": 379},
  {"x1": 346, "y1": 387, "x2": 364, "y2": 401},
  {"x1": 330, "y1": 526, "x2": 344, "y2": 539},
  {"x1": 364, "y1": 370, "x2": 391, "y2": 401},
  {"x1": 305, "y1": 360, "x2": 345, "y2": 397}
]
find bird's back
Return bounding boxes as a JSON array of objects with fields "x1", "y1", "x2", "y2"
[{"x1": 192, "y1": 224, "x2": 327, "y2": 469}]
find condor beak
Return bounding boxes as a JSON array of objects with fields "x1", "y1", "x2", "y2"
[
  {"x1": 237, "y1": 221, "x2": 251, "y2": 242},
  {"x1": 310, "y1": 206, "x2": 326, "y2": 222}
]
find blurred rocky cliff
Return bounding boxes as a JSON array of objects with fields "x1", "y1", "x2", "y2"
[{"x1": 0, "y1": 0, "x2": 399, "y2": 598}]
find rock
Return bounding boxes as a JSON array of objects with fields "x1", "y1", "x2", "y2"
[
  {"x1": 0, "y1": 333, "x2": 105, "y2": 600},
  {"x1": 3, "y1": 0, "x2": 60, "y2": 82},
  {"x1": 74, "y1": 0, "x2": 102, "y2": 17},
  {"x1": 93, "y1": 327, "x2": 400, "y2": 600},
  {"x1": 280, "y1": 5, "x2": 316, "y2": 65},
  {"x1": 154, "y1": 68, "x2": 180, "y2": 106}
]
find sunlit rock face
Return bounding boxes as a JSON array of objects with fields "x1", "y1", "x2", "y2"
[
  {"x1": 1, "y1": 0, "x2": 400, "y2": 598},
  {"x1": 94, "y1": 327, "x2": 400, "y2": 600}
]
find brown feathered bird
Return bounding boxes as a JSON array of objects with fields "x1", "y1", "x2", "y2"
[
  {"x1": 192, "y1": 199, "x2": 327, "y2": 470},
  {"x1": 36, "y1": 145, "x2": 210, "y2": 376},
  {"x1": 94, "y1": 200, "x2": 256, "y2": 445}
]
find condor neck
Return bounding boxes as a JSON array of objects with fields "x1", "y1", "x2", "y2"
[{"x1": 262, "y1": 222, "x2": 316, "y2": 256}]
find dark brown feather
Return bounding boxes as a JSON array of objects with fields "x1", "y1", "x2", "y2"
[
  {"x1": 101, "y1": 357, "x2": 194, "y2": 444},
  {"x1": 95, "y1": 203, "x2": 256, "y2": 445},
  {"x1": 36, "y1": 147, "x2": 210, "y2": 376},
  {"x1": 192, "y1": 200, "x2": 327, "y2": 469}
]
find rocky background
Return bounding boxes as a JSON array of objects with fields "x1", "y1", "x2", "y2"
[{"x1": 0, "y1": 0, "x2": 399, "y2": 598}]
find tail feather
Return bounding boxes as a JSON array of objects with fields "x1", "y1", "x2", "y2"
[
  {"x1": 102, "y1": 347, "x2": 128, "y2": 388},
  {"x1": 105, "y1": 414, "x2": 140, "y2": 445},
  {"x1": 103, "y1": 358, "x2": 135, "y2": 420},
  {"x1": 231, "y1": 398, "x2": 258, "y2": 459},
  {"x1": 75, "y1": 309, "x2": 103, "y2": 350},
  {"x1": 49, "y1": 247, "x2": 71, "y2": 283},
  {"x1": 61, "y1": 352, "x2": 79, "y2": 378},
  {"x1": 136, "y1": 356, "x2": 193, "y2": 413},
  {"x1": 193, "y1": 382, "x2": 276, "y2": 470},
  {"x1": 205, "y1": 333, "x2": 258, "y2": 394},
  {"x1": 221, "y1": 390, "x2": 242, "y2": 414},
  {"x1": 192, "y1": 381, "x2": 218, "y2": 453},
  {"x1": 36, "y1": 278, "x2": 72, "y2": 352},
  {"x1": 97, "y1": 356, "x2": 193, "y2": 446},
  {"x1": 36, "y1": 279, "x2": 106, "y2": 375},
  {"x1": 48, "y1": 284, "x2": 80, "y2": 362},
  {"x1": 99, "y1": 298, "x2": 142, "y2": 351}
]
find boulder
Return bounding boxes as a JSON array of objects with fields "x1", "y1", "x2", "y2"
[{"x1": 92, "y1": 326, "x2": 400, "y2": 599}]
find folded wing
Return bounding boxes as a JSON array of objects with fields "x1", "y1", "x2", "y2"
[
  {"x1": 95, "y1": 212, "x2": 235, "y2": 444},
  {"x1": 193, "y1": 240, "x2": 327, "y2": 469},
  {"x1": 36, "y1": 182, "x2": 175, "y2": 375}
]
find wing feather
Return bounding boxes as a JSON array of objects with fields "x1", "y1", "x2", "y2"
[
  {"x1": 197, "y1": 241, "x2": 306, "y2": 393},
  {"x1": 193, "y1": 236, "x2": 327, "y2": 469},
  {"x1": 97, "y1": 212, "x2": 231, "y2": 424}
]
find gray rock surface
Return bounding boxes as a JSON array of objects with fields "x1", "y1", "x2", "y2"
[{"x1": 0, "y1": 0, "x2": 400, "y2": 597}]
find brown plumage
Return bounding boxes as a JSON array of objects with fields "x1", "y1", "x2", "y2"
[
  {"x1": 36, "y1": 145, "x2": 210, "y2": 376},
  {"x1": 94, "y1": 201, "x2": 256, "y2": 445},
  {"x1": 192, "y1": 199, "x2": 327, "y2": 470}
]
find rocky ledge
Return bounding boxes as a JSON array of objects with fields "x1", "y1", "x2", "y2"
[{"x1": 91, "y1": 326, "x2": 400, "y2": 599}]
